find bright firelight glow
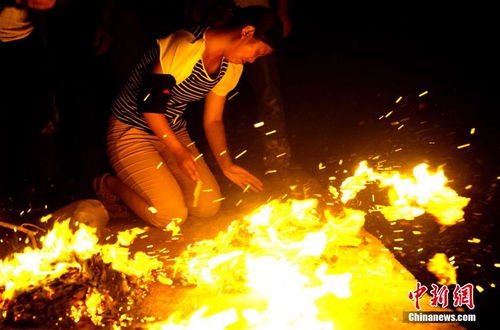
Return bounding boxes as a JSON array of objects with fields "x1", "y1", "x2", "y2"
[
  {"x1": 340, "y1": 161, "x2": 470, "y2": 225},
  {"x1": 1, "y1": 160, "x2": 471, "y2": 328}
]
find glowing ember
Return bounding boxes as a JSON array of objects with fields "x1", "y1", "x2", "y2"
[
  {"x1": 427, "y1": 253, "x2": 457, "y2": 286},
  {"x1": 84, "y1": 288, "x2": 107, "y2": 326}
]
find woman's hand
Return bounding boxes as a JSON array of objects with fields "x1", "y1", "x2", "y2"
[
  {"x1": 172, "y1": 145, "x2": 200, "y2": 182},
  {"x1": 222, "y1": 164, "x2": 263, "y2": 192},
  {"x1": 142, "y1": 112, "x2": 199, "y2": 181}
]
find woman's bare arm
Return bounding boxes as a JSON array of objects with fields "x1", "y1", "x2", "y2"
[
  {"x1": 142, "y1": 62, "x2": 185, "y2": 152},
  {"x1": 142, "y1": 61, "x2": 200, "y2": 181},
  {"x1": 203, "y1": 91, "x2": 232, "y2": 170}
]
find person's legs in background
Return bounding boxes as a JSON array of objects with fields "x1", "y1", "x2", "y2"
[
  {"x1": 245, "y1": 52, "x2": 321, "y2": 197},
  {"x1": 245, "y1": 52, "x2": 299, "y2": 196},
  {"x1": 47, "y1": 1, "x2": 113, "y2": 199},
  {"x1": 246, "y1": 53, "x2": 292, "y2": 174}
]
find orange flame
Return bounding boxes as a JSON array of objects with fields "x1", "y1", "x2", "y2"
[
  {"x1": 427, "y1": 253, "x2": 457, "y2": 285},
  {"x1": 1, "y1": 160, "x2": 471, "y2": 328},
  {"x1": 339, "y1": 161, "x2": 470, "y2": 225},
  {"x1": 150, "y1": 161, "x2": 469, "y2": 328},
  {"x1": 0, "y1": 219, "x2": 164, "y2": 325},
  {"x1": 151, "y1": 199, "x2": 356, "y2": 328}
]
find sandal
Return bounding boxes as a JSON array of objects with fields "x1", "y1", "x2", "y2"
[{"x1": 93, "y1": 174, "x2": 133, "y2": 220}]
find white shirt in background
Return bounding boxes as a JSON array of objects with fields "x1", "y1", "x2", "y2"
[{"x1": 0, "y1": 5, "x2": 33, "y2": 42}]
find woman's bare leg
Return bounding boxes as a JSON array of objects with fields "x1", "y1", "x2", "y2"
[{"x1": 106, "y1": 118, "x2": 188, "y2": 227}]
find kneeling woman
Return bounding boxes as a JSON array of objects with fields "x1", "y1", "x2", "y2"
[{"x1": 96, "y1": 7, "x2": 282, "y2": 227}]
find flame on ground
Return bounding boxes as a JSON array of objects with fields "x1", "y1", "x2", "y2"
[
  {"x1": 0, "y1": 219, "x2": 164, "y2": 325},
  {"x1": 149, "y1": 161, "x2": 469, "y2": 328},
  {"x1": 149, "y1": 199, "x2": 362, "y2": 329},
  {"x1": 340, "y1": 161, "x2": 470, "y2": 225},
  {"x1": 427, "y1": 253, "x2": 457, "y2": 286},
  {"x1": 0, "y1": 160, "x2": 470, "y2": 328}
]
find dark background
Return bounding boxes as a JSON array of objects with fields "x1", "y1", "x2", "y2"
[
  {"x1": 2, "y1": 2, "x2": 498, "y2": 329},
  {"x1": 279, "y1": 4, "x2": 498, "y2": 330}
]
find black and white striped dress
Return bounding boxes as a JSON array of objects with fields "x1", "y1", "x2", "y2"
[{"x1": 111, "y1": 39, "x2": 228, "y2": 133}]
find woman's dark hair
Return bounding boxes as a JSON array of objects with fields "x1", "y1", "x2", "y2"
[
  {"x1": 185, "y1": 1, "x2": 283, "y2": 49},
  {"x1": 224, "y1": 6, "x2": 283, "y2": 49}
]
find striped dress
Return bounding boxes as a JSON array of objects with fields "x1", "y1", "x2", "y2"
[{"x1": 111, "y1": 36, "x2": 228, "y2": 133}]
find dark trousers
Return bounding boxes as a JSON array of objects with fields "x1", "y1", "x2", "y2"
[
  {"x1": 0, "y1": 32, "x2": 57, "y2": 208},
  {"x1": 246, "y1": 53, "x2": 291, "y2": 171}
]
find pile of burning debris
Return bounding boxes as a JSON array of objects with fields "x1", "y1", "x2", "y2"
[
  {"x1": 3, "y1": 255, "x2": 143, "y2": 327},
  {"x1": 0, "y1": 217, "x2": 164, "y2": 328},
  {"x1": 0, "y1": 161, "x2": 469, "y2": 329}
]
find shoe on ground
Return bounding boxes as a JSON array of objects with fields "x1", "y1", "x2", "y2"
[{"x1": 93, "y1": 173, "x2": 134, "y2": 221}]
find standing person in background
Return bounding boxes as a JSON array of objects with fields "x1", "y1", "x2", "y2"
[
  {"x1": 237, "y1": 0, "x2": 293, "y2": 184},
  {"x1": 47, "y1": 0, "x2": 115, "y2": 197},
  {"x1": 110, "y1": 0, "x2": 186, "y2": 89},
  {"x1": 0, "y1": 0, "x2": 59, "y2": 217}
]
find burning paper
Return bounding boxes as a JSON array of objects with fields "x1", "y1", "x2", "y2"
[
  {"x1": 339, "y1": 161, "x2": 470, "y2": 225},
  {"x1": 0, "y1": 220, "x2": 165, "y2": 328},
  {"x1": 427, "y1": 253, "x2": 457, "y2": 286},
  {"x1": 150, "y1": 199, "x2": 355, "y2": 329},
  {"x1": 0, "y1": 160, "x2": 470, "y2": 328}
]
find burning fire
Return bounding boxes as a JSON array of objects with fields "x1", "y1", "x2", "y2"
[
  {"x1": 427, "y1": 253, "x2": 457, "y2": 286},
  {"x1": 0, "y1": 220, "x2": 162, "y2": 301},
  {"x1": 0, "y1": 160, "x2": 470, "y2": 328},
  {"x1": 340, "y1": 161, "x2": 470, "y2": 225},
  {"x1": 148, "y1": 161, "x2": 469, "y2": 328},
  {"x1": 151, "y1": 199, "x2": 355, "y2": 329},
  {"x1": 0, "y1": 219, "x2": 163, "y2": 326}
]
